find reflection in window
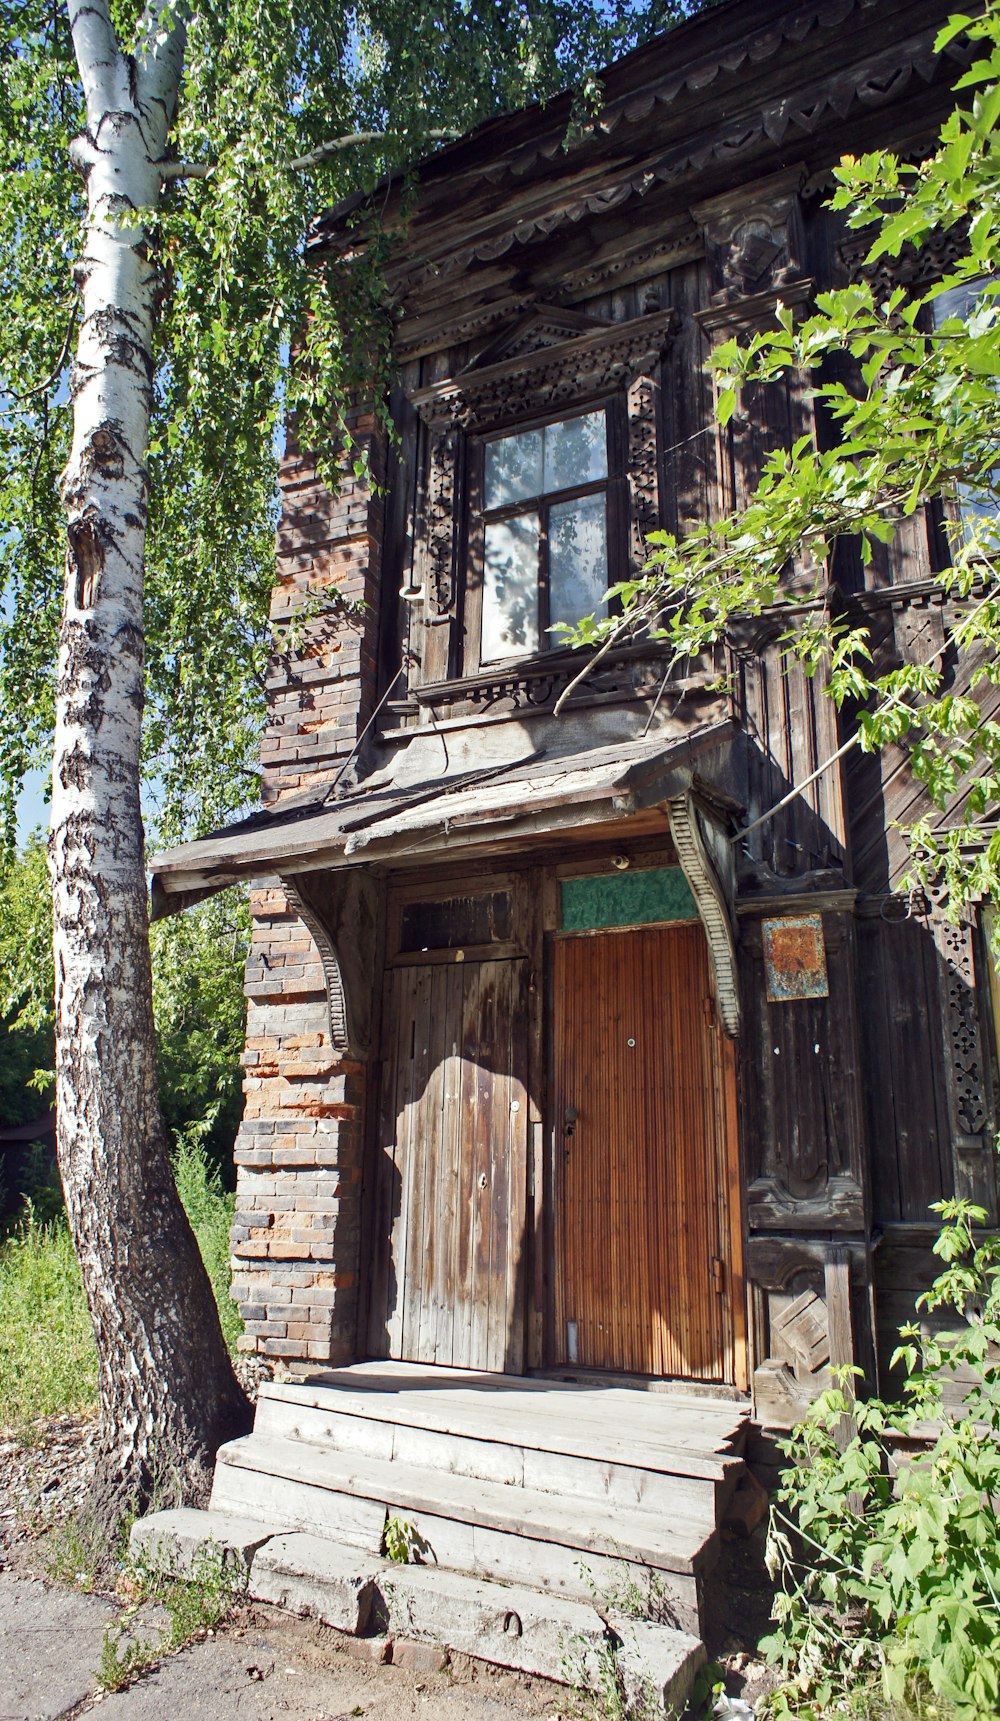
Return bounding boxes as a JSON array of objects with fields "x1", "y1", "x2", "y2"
[
  {"x1": 480, "y1": 410, "x2": 610, "y2": 664},
  {"x1": 483, "y1": 514, "x2": 540, "y2": 660},
  {"x1": 932, "y1": 280, "x2": 1000, "y2": 539}
]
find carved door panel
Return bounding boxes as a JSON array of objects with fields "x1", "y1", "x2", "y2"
[
  {"x1": 368, "y1": 957, "x2": 529, "y2": 1373},
  {"x1": 552, "y1": 923, "x2": 744, "y2": 1384}
]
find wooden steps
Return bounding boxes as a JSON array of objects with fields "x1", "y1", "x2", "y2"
[{"x1": 208, "y1": 1362, "x2": 749, "y2": 1636}]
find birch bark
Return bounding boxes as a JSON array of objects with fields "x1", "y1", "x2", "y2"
[{"x1": 56, "y1": 0, "x2": 249, "y2": 1524}]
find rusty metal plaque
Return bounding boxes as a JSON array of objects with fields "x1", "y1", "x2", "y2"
[{"x1": 763, "y1": 915, "x2": 829, "y2": 1002}]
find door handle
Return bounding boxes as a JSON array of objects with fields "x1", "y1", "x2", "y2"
[{"x1": 563, "y1": 1105, "x2": 578, "y2": 1139}]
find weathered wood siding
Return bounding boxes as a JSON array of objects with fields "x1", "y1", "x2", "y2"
[{"x1": 369, "y1": 957, "x2": 530, "y2": 1373}]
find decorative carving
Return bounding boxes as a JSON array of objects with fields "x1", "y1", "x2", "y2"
[
  {"x1": 626, "y1": 371, "x2": 660, "y2": 570},
  {"x1": 469, "y1": 306, "x2": 610, "y2": 367},
  {"x1": 408, "y1": 647, "x2": 720, "y2": 725},
  {"x1": 923, "y1": 892, "x2": 990, "y2": 1142},
  {"x1": 410, "y1": 309, "x2": 678, "y2": 432},
  {"x1": 694, "y1": 169, "x2": 809, "y2": 308},
  {"x1": 666, "y1": 790, "x2": 740, "y2": 1035},
  {"x1": 837, "y1": 224, "x2": 969, "y2": 302},
  {"x1": 746, "y1": 1173, "x2": 867, "y2": 1231},
  {"x1": 282, "y1": 869, "x2": 380, "y2": 1059},
  {"x1": 425, "y1": 426, "x2": 459, "y2": 615}
]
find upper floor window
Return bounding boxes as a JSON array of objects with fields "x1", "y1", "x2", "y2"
[
  {"x1": 475, "y1": 408, "x2": 612, "y2": 665},
  {"x1": 932, "y1": 278, "x2": 1000, "y2": 541}
]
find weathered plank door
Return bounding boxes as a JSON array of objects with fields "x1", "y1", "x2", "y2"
[
  {"x1": 368, "y1": 956, "x2": 529, "y2": 1372},
  {"x1": 552, "y1": 922, "x2": 743, "y2": 1384}
]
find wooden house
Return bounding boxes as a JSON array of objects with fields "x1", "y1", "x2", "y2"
[{"x1": 143, "y1": 0, "x2": 998, "y2": 1675}]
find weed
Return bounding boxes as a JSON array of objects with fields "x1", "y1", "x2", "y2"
[
  {"x1": 580, "y1": 1554, "x2": 682, "y2": 1629},
  {"x1": 95, "y1": 1540, "x2": 240, "y2": 1693},
  {"x1": 44, "y1": 1508, "x2": 109, "y2": 1592},
  {"x1": 381, "y1": 1514, "x2": 428, "y2": 1564},
  {"x1": 559, "y1": 1560, "x2": 686, "y2": 1720}
]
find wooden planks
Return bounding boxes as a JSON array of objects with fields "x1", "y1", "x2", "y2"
[
  {"x1": 369, "y1": 957, "x2": 528, "y2": 1373},
  {"x1": 552, "y1": 923, "x2": 743, "y2": 1384}
]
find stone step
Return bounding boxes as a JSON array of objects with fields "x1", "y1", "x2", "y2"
[
  {"x1": 210, "y1": 1432, "x2": 716, "y2": 1632},
  {"x1": 130, "y1": 1509, "x2": 708, "y2": 1714},
  {"x1": 254, "y1": 1383, "x2": 739, "y2": 1520}
]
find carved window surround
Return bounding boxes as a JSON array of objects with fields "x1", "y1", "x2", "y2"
[
  {"x1": 401, "y1": 306, "x2": 679, "y2": 697},
  {"x1": 409, "y1": 309, "x2": 678, "y2": 433},
  {"x1": 380, "y1": 642, "x2": 723, "y2": 734}
]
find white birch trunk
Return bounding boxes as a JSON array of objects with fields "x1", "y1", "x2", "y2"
[{"x1": 56, "y1": 0, "x2": 248, "y2": 1523}]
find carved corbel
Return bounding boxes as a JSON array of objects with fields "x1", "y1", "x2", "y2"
[
  {"x1": 282, "y1": 869, "x2": 380, "y2": 1059},
  {"x1": 667, "y1": 790, "x2": 739, "y2": 1035},
  {"x1": 693, "y1": 167, "x2": 809, "y2": 308}
]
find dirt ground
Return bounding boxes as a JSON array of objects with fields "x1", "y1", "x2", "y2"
[{"x1": 0, "y1": 1570, "x2": 566, "y2": 1721}]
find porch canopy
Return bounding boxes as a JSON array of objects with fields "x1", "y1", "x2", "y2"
[{"x1": 149, "y1": 721, "x2": 738, "y2": 917}]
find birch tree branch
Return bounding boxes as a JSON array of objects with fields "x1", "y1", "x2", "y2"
[
  {"x1": 158, "y1": 127, "x2": 462, "y2": 182},
  {"x1": 135, "y1": 0, "x2": 190, "y2": 147},
  {"x1": 66, "y1": 0, "x2": 131, "y2": 130}
]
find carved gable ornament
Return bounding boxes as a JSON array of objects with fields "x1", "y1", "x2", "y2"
[{"x1": 410, "y1": 306, "x2": 679, "y2": 432}]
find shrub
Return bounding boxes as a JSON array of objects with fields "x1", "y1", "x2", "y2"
[{"x1": 762, "y1": 1198, "x2": 1000, "y2": 1720}]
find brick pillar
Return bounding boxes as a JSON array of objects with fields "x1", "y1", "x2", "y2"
[{"x1": 230, "y1": 887, "x2": 365, "y2": 1366}]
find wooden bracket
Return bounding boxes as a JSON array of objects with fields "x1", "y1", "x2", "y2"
[
  {"x1": 667, "y1": 790, "x2": 740, "y2": 1035},
  {"x1": 281, "y1": 870, "x2": 380, "y2": 1059}
]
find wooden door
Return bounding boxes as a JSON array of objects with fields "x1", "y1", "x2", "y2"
[
  {"x1": 368, "y1": 956, "x2": 529, "y2": 1372},
  {"x1": 552, "y1": 923, "x2": 744, "y2": 1384}
]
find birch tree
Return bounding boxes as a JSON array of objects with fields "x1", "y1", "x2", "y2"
[{"x1": 2, "y1": 0, "x2": 693, "y2": 1522}]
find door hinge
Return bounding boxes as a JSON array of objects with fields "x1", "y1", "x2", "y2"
[{"x1": 703, "y1": 993, "x2": 716, "y2": 1028}]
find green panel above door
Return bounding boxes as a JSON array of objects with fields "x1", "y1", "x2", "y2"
[{"x1": 560, "y1": 867, "x2": 698, "y2": 931}]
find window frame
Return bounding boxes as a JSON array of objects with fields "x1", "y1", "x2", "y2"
[{"x1": 461, "y1": 395, "x2": 630, "y2": 676}]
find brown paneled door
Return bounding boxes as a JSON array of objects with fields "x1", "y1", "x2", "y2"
[
  {"x1": 552, "y1": 923, "x2": 745, "y2": 1386},
  {"x1": 368, "y1": 956, "x2": 529, "y2": 1374}
]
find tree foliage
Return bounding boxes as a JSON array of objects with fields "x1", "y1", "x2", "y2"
[
  {"x1": 1, "y1": 0, "x2": 705, "y2": 844},
  {"x1": 0, "y1": 832, "x2": 249, "y2": 1165},
  {"x1": 563, "y1": 3, "x2": 1000, "y2": 915}
]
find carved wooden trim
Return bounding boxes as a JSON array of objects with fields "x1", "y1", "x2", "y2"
[
  {"x1": 282, "y1": 878, "x2": 350, "y2": 1052},
  {"x1": 924, "y1": 894, "x2": 991, "y2": 1160},
  {"x1": 410, "y1": 309, "x2": 678, "y2": 432},
  {"x1": 426, "y1": 425, "x2": 459, "y2": 616},
  {"x1": 837, "y1": 225, "x2": 969, "y2": 299},
  {"x1": 746, "y1": 1173, "x2": 867, "y2": 1232},
  {"x1": 667, "y1": 790, "x2": 739, "y2": 1035},
  {"x1": 626, "y1": 370, "x2": 660, "y2": 570}
]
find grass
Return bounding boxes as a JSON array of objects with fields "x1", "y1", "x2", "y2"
[
  {"x1": 0, "y1": 1209, "x2": 97, "y2": 1428},
  {"x1": 0, "y1": 1131, "x2": 242, "y2": 1435}
]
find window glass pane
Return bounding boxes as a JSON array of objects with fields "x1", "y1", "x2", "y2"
[
  {"x1": 548, "y1": 493, "x2": 608, "y2": 633},
  {"x1": 933, "y1": 279, "x2": 1000, "y2": 534},
  {"x1": 400, "y1": 891, "x2": 512, "y2": 952},
  {"x1": 543, "y1": 411, "x2": 607, "y2": 494},
  {"x1": 484, "y1": 430, "x2": 543, "y2": 509},
  {"x1": 482, "y1": 513, "x2": 540, "y2": 661}
]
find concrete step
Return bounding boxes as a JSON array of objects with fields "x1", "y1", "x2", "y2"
[
  {"x1": 210, "y1": 1431, "x2": 716, "y2": 1632},
  {"x1": 254, "y1": 1381, "x2": 740, "y2": 1520},
  {"x1": 130, "y1": 1507, "x2": 707, "y2": 1715}
]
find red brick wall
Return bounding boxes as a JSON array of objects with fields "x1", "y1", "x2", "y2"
[{"x1": 231, "y1": 408, "x2": 385, "y2": 1367}]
